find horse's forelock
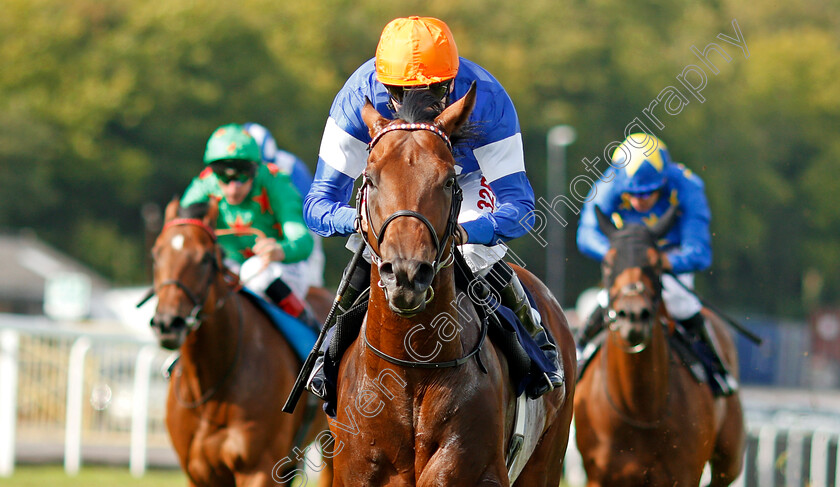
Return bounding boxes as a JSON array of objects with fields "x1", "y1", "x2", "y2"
[
  {"x1": 178, "y1": 202, "x2": 210, "y2": 219},
  {"x1": 395, "y1": 90, "x2": 443, "y2": 123},
  {"x1": 394, "y1": 90, "x2": 479, "y2": 146},
  {"x1": 607, "y1": 225, "x2": 660, "y2": 288}
]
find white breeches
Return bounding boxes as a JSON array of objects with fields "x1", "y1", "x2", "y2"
[{"x1": 228, "y1": 256, "x2": 310, "y2": 301}]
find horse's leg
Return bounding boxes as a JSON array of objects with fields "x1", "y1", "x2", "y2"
[
  {"x1": 708, "y1": 395, "x2": 746, "y2": 486},
  {"x1": 513, "y1": 407, "x2": 574, "y2": 487}
]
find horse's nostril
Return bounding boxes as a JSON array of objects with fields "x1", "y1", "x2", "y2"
[
  {"x1": 379, "y1": 262, "x2": 396, "y2": 283},
  {"x1": 171, "y1": 316, "x2": 187, "y2": 329},
  {"x1": 639, "y1": 308, "x2": 652, "y2": 321},
  {"x1": 413, "y1": 262, "x2": 435, "y2": 288},
  {"x1": 152, "y1": 315, "x2": 186, "y2": 332}
]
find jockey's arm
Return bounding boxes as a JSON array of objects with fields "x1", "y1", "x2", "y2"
[
  {"x1": 465, "y1": 171, "x2": 535, "y2": 244},
  {"x1": 576, "y1": 174, "x2": 618, "y2": 262},
  {"x1": 304, "y1": 154, "x2": 360, "y2": 238},
  {"x1": 666, "y1": 177, "x2": 712, "y2": 274},
  {"x1": 462, "y1": 83, "x2": 535, "y2": 245},
  {"x1": 304, "y1": 80, "x2": 372, "y2": 238}
]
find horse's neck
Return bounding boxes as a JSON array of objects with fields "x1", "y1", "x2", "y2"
[
  {"x1": 604, "y1": 321, "x2": 670, "y2": 420},
  {"x1": 179, "y1": 280, "x2": 240, "y2": 386},
  {"x1": 366, "y1": 267, "x2": 467, "y2": 365}
]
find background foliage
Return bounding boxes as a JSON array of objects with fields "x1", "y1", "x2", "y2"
[{"x1": 2, "y1": 0, "x2": 838, "y2": 317}]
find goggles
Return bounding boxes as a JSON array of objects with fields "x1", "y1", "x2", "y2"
[
  {"x1": 384, "y1": 80, "x2": 452, "y2": 104},
  {"x1": 212, "y1": 161, "x2": 256, "y2": 184}
]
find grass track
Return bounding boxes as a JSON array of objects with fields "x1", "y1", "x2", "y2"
[{"x1": 4, "y1": 465, "x2": 186, "y2": 487}]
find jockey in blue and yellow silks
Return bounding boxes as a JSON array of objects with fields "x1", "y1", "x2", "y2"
[{"x1": 576, "y1": 133, "x2": 736, "y2": 395}]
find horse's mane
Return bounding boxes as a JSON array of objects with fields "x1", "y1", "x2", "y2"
[
  {"x1": 395, "y1": 90, "x2": 480, "y2": 146},
  {"x1": 178, "y1": 202, "x2": 209, "y2": 219}
]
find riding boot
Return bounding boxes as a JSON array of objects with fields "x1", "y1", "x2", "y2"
[
  {"x1": 305, "y1": 259, "x2": 371, "y2": 399},
  {"x1": 681, "y1": 312, "x2": 738, "y2": 396},
  {"x1": 490, "y1": 262, "x2": 564, "y2": 399},
  {"x1": 266, "y1": 279, "x2": 322, "y2": 332}
]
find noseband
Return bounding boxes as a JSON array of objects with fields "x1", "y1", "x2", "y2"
[
  {"x1": 361, "y1": 122, "x2": 463, "y2": 275},
  {"x1": 606, "y1": 281, "x2": 659, "y2": 354}
]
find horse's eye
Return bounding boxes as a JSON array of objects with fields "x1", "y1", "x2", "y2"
[{"x1": 444, "y1": 178, "x2": 455, "y2": 189}]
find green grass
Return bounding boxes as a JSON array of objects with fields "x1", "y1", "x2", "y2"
[
  {"x1": 4, "y1": 465, "x2": 187, "y2": 487},
  {"x1": 4, "y1": 465, "x2": 573, "y2": 486}
]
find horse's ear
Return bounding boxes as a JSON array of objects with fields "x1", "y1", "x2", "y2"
[
  {"x1": 362, "y1": 97, "x2": 389, "y2": 138},
  {"x1": 435, "y1": 81, "x2": 476, "y2": 136},
  {"x1": 164, "y1": 198, "x2": 180, "y2": 222},
  {"x1": 650, "y1": 204, "x2": 678, "y2": 239},
  {"x1": 595, "y1": 205, "x2": 617, "y2": 238},
  {"x1": 204, "y1": 197, "x2": 220, "y2": 229}
]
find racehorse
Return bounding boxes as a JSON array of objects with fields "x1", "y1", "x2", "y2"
[
  {"x1": 149, "y1": 198, "x2": 332, "y2": 487},
  {"x1": 573, "y1": 207, "x2": 745, "y2": 486},
  {"x1": 327, "y1": 85, "x2": 576, "y2": 486}
]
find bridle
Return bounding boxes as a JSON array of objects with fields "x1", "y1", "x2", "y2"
[
  {"x1": 138, "y1": 218, "x2": 235, "y2": 328},
  {"x1": 357, "y1": 121, "x2": 489, "y2": 370},
  {"x1": 606, "y1": 280, "x2": 660, "y2": 354},
  {"x1": 602, "y1": 229, "x2": 665, "y2": 354},
  {"x1": 139, "y1": 217, "x2": 245, "y2": 408},
  {"x1": 360, "y1": 122, "x2": 463, "y2": 293}
]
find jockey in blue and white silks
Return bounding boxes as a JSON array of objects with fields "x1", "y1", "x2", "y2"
[
  {"x1": 304, "y1": 16, "x2": 563, "y2": 402},
  {"x1": 304, "y1": 56, "x2": 535, "y2": 271}
]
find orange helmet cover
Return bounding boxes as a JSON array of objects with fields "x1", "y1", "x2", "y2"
[{"x1": 375, "y1": 16, "x2": 459, "y2": 86}]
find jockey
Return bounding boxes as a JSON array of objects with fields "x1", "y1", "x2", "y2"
[
  {"x1": 304, "y1": 16, "x2": 563, "y2": 399},
  {"x1": 576, "y1": 133, "x2": 737, "y2": 395},
  {"x1": 180, "y1": 123, "x2": 319, "y2": 329},
  {"x1": 243, "y1": 122, "x2": 326, "y2": 293}
]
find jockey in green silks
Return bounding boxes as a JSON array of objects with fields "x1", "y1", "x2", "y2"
[{"x1": 181, "y1": 123, "x2": 317, "y2": 327}]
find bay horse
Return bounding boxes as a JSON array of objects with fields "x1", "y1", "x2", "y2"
[
  {"x1": 327, "y1": 85, "x2": 576, "y2": 486},
  {"x1": 149, "y1": 198, "x2": 332, "y2": 486},
  {"x1": 573, "y1": 207, "x2": 745, "y2": 486}
]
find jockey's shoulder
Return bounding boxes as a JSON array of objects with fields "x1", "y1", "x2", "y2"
[{"x1": 667, "y1": 162, "x2": 705, "y2": 190}]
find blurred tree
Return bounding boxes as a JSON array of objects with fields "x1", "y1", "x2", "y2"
[{"x1": 0, "y1": 0, "x2": 838, "y2": 319}]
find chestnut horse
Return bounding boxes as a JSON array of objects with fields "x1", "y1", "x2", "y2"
[
  {"x1": 327, "y1": 86, "x2": 576, "y2": 486},
  {"x1": 573, "y1": 207, "x2": 745, "y2": 486},
  {"x1": 149, "y1": 199, "x2": 332, "y2": 487}
]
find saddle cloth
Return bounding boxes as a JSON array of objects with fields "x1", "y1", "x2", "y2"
[{"x1": 240, "y1": 288, "x2": 318, "y2": 362}]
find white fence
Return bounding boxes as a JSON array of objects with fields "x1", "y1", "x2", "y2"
[
  {"x1": 2, "y1": 318, "x2": 840, "y2": 486},
  {"x1": 0, "y1": 318, "x2": 175, "y2": 477},
  {"x1": 563, "y1": 420, "x2": 840, "y2": 486}
]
